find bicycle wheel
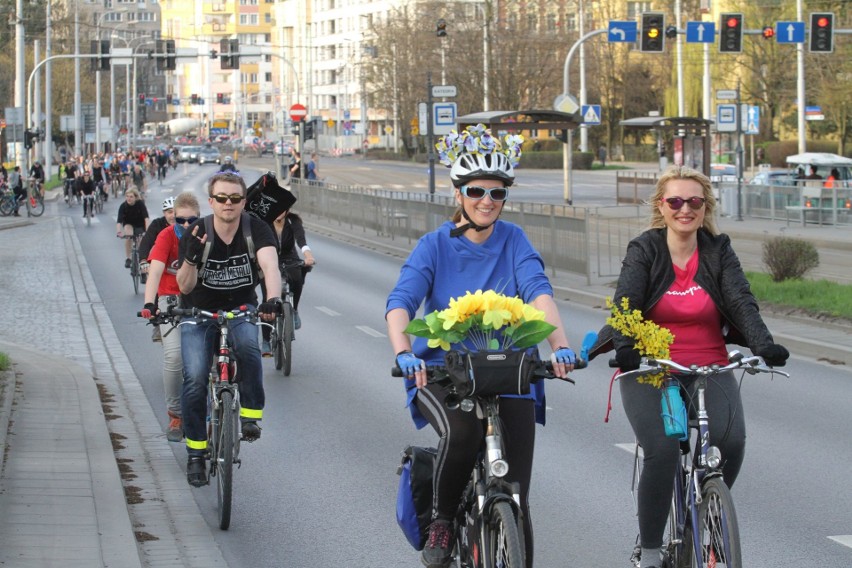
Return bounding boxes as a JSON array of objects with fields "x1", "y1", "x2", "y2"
[
  {"x1": 28, "y1": 195, "x2": 44, "y2": 217},
  {"x1": 272, "y1": 316, "x2": 284, "y2": 371},
  {"x1": 281, "y1": 301, "x2": 294, "y2": 376},
  {"x1": 215, "y1": 389, "x2": 236, "y2": 530},
  {"x1": 483, "y1": 501, "x2": 525, "y2": 568},
  {"x1": 683, "y1": 477, "x2": 742, "y2": 568},
  {"x1": 0, "y1": 197, "x2": 13, "y2": 216},
  {"x1": 130, "y1": 247, "x2": 140, "y2": 294}
]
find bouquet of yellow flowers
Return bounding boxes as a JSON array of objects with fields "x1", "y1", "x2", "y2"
[
  {"x1": 606, "y1": 297, "x2": 675, "y2": 388},
  {"x1": 404, "y1": 290, "x2": 556, "y2": 352}
]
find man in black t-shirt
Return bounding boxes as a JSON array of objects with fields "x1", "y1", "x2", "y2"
[{"x1": 176, "y1": 171, "x2": 281, "y2": 488}]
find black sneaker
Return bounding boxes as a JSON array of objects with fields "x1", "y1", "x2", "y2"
[
  {"x1": 241, "y1": 421, "x2": 261, "y2": 442},
  {"x1": 125, "y1": 258, "x2": 131, "y2": 269},
  {"x1": 421, "y1": 519, "x2": 453, "y2": 568},
  {"x1": 186, "y1": 456, "x2": 208, "y2": 487}
]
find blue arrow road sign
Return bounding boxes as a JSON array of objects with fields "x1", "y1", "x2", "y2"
[
  {"x1": 581, "y1": 105, "x2": 602, "y2": 125},
  {"x1": 686, "y1": 21, "x2": 715, "y2": 43},
  {"x1": 608, "y1": 21, "x2": 637, "y2": 43},
  {"x1": 745, "y1": 105, "x2": 759, "y2": 135},
  {"x1": 776, "y1": 21, "x2": 805, "y2": 43}
]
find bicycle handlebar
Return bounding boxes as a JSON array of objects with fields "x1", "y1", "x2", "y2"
[
  {"x1": 609, "y1": 350, "x2": 790, "y2": 381},
  {"x1": 391, "y1": 356, "x2": 586, "y2": 383}
]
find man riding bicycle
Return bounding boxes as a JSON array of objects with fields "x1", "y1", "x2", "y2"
[{"x1": 176, "y1": 171, "x2": 282, "y2": 488}]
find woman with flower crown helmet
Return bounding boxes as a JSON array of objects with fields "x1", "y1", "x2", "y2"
[{"x1": 386, "y1": 124, "x2": 577, "y2": 568}]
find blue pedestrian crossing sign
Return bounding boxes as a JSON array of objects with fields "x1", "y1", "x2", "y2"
[
  {"x1": 744, "y1": 105, "x2": 760, "y2": 135},
  {"x1": 581, "y1": 105, "x2": 602, "y2": 125},
  {"x1": 608, "y1": 21, "x2": 637, "y2": 43},
  {"x1": 686, "y1": 21, "x2": 715, "y2": 43}
]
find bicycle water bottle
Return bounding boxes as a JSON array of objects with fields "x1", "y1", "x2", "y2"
[{"x1": 660, "y1": 379, "x2": 688, "y2": 440}]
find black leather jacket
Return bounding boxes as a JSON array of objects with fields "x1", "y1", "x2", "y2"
[{"x1": 589, "y1": 228, "x2": 776, "y2": 359}]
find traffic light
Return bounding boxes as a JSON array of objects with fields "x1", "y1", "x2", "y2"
[
  {"x1": 665, "y1": 25, "x2": 678, "y2": 40},
  {"x1": 139, "y1": 93, "x2": 145, "y2": 103},
  {"x1": 191, "y1": 94, "x2": 198, "y2": 105},
  {"x1": 762, "y1": 26, "x2": 775, "y2": 40},
  {"x1": 89, "y1": 40, "x2": 110, "y2": 71},
  {"x1": 719, "y1": 13, "x2": 744, "y2": 53},
  {"x1": 809, "y1": 13, "x2": 834, "y2": 53},
  {"x1": 304, "y1": 118, "x2": 318, "y2": 141},
  {"x1": 436, "y1": 18, "x2": 448, "y2": 38},
  {"x1": 166, "y1": 94, "x2": 173, "y2": 104},
  {"x1": 216, "y1": 93, "x2": 224, "y2": 104},
  {"x1": 156, "y1": 39, "x2": 176, "y2": 71},
  {"x1": 220, "y1": 38, "x2": 240, "y2": 70},
  {"x1": 24, "y1": 129, "x2": 36, "y2": 150},
  {"x1": 640, "y1": 12, "x2": 665, "y2": 53}
]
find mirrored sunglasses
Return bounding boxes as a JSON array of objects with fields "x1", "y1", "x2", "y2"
[
  {"x1": 663, "y1": 196, "x2": 706, "y2": 210},
  {"x1": 211, "y1": 194, "x2": 244, "y2": 204},
  {"x1": 175, "y1": 216, "x2": 198, "y2": 225},
  {"x1": 461, "y1": 185, "x2": 509, "y2": 202}
]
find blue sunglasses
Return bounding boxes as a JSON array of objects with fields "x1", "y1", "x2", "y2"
[{"x1": 460, "y1": 185, "x2": 509, "y2": 202}]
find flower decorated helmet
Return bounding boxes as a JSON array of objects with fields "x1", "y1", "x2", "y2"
[
  {"x1": 436, "y1": 124, "x2": 524, "y2": 188},
  {"x1": 436, "y1": 124, "x2": 525, "y2": 236}
]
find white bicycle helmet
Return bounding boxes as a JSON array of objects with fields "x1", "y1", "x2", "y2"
[
  {"x1": 162, "y1": 197, "x2": 175, "y2": 211},
  {"x1": 450, "y1": 152, "x2": 515, "y2": 188}
]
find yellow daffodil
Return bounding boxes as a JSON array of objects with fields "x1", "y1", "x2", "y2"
[{"x1": 606, "y1": 297, "x2": 674, "y2": 388}]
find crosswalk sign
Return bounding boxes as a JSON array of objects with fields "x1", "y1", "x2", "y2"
[{"x1": 581, "y1": 104, "x2": 601, "y2": 125}]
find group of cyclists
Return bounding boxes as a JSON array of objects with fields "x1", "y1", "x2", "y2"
[
  {"x1": 126, "y1": 123, "x2": 791, "y2": 568},
  {"x1": 0, "y1": 160, "x2": 45, "y2": 216}
]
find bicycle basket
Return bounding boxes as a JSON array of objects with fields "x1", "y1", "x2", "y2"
[
  {"x1": 445, "y1": 350, "x2": 534, "y2": 398},
  {"x1": 396, "y1": 445, "x2": 437, "y2": 551}
]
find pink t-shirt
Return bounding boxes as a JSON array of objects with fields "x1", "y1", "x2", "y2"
[
  {"x1": 148, "y1": 227, "x2": 181, "y2": 296},
  {"x1": 646, "y1": 249, "x2": 729, "y2": 366}
]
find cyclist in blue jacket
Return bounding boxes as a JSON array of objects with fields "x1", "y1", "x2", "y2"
[{"x1": 386, "y1": 124, "x2": 576, "y2": 568}]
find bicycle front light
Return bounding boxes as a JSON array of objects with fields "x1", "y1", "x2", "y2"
[
  {"x1": 490, "y1": 459, "x2": 509, "y2": 478},
  {"x1": 706, "y1": 446, "x2": 722, "y2": 469}
]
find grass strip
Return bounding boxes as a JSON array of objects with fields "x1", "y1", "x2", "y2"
[{"x1": 746, "y1": 272, "x2": 852, "y2": 320}]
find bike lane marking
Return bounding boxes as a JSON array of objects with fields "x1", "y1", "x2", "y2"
[
  {"x1": 355, "y1": 325, "x2": 386, "y2": 338},
  {"x1": 828, "y1": 535, "x2": 852, "y2": 549},
  {"x1": 315, "y1": 306, "x2": 341, "y2": 317}
]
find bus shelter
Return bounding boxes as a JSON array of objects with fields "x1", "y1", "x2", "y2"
[
  {"x1": 620, "y1": 116, "x2": 714, "y2": 177},
  {"x1": 456, "y1": 109, "x2": 582, "y2": 137}
]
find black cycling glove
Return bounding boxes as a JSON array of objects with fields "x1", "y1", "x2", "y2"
[
  {"x1": 615, "y1": 345, "x2": 641, "y2": 371},
  {"x1": 757, "y1": 344, "x2": 789, "y2": 367},
  {"x1": 140, "y1": 302, "x2": 157, "y2": 320},
  {"x1": 183, "y1": 230, "x2": 205, "y2": 266},
  {"x1": 258, "y1": 297, "x2": 282, "y2": 316}
]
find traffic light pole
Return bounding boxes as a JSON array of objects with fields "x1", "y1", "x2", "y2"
[
  {"x1": 736, "y1": 81, "x2": 744, "y2": 222},
  {"x1": 427, "y1": 71, "x2": 435, "y2": 200}
]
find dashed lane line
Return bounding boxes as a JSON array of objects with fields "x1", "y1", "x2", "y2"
[
  {"x1": 356, "y1": 325, "x2": 386, "y2": 338},
  {"x1": 827, "y1": 535, "x2": 852, "y2": 549},
  {"x1": 316, "y1": 305, "x2": 341, "y2": 316}
]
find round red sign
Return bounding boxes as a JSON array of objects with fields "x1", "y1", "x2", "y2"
[{"x1": 289, "y1": 103, "x2": 307, "y2": 122}]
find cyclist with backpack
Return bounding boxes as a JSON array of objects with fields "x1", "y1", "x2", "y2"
[
  {"x1": 385, "y1": 124, "x2": 577, "y2": 568},
  {"x1": 176, "y1": 171, "x2": 282, "y2": 487}
]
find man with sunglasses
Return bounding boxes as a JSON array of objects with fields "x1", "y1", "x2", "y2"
[
  {"x1": 140, "y1": 192, "x2": 202, "y2": 442},
  {"x1": 588, "y1": 166, "x2": 789, "y2": 568},
  {"x1": 176, "y1": 172, "x2": 282, "y2": 487},
  {"x1": 386, "y1": 124, "x2": 576, "y2": 568}
]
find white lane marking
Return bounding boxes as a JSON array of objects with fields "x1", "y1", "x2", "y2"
[
  {"x1": 356, "y1": 325, "x2": 386, "y2": 338},
  {"x1": 315, "y1": 306, "x2": 341, "y2": 316},
  {"x1": 828, "y1": 535, "x2": 852, "y2": 549},
  {"x1": 615, "y1": 443, "x2": 642, "y2": 457}
]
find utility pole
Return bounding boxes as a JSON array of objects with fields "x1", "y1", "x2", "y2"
[
  {"x1": 74, "y1": 2, "x2": 82, "y2": 154},
  {"x1": 14, "y1": 0, "x2": 25, "y2": 166},
  {"x1": 796, "y1": 0, "x2": 806, "y2": 153},
  {"x1": 427, "y1": 72, "x2": 435, "y2": 199},
  {"x1": 45, "y1": 0, "x2": 53, "y2": 172},
  {"x1": 579, "y1": 0, "x2": 588, "y2": 152}
]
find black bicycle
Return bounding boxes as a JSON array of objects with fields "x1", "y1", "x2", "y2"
[
  {"x1": 613, "y1": 351, "x2": 789, "y2": 568},
  {"x1": 171, "y1": 305, "x2": 271, "y2": 530},
  {"x1": 120, "y1": 233, "x2": 143, "y2": 294},
  {"x1": 394, "y1": 353, "x2": 584, "y2": 568},
  {"x1": 270, "y1": 259, "x2": 309, "y2": 376}
]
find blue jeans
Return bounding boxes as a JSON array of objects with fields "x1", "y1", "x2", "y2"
[{"x1": 181, "y1": 312, "x2": 265, "y2": 455}]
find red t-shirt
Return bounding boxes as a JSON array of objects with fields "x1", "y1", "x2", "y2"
[
  {"x1": 148, "y1": 226, "x2": 181, "y2": 295},
  {"x1": 646, "y1": 249, "x2": 728, "y2": 366}
]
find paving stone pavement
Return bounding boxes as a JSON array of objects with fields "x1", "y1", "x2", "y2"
[{"x1": 0, "y1": 216, "x2": 227, "y2": 568}]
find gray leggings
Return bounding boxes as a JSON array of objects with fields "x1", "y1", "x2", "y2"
[{"x1": 620, "y1": 371, "x2": 745, "y2": 550}]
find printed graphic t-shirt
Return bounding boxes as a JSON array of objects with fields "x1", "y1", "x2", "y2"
[
  {"x1": 179, "y1": 215, "x2": 277, "y2": 311},
  {"x1": 646, "y1": 249, "x2": 729, "y2": 366}
]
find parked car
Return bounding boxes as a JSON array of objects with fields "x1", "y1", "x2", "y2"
[
  {"x1": 275, "y1": 141, "x2": 293, "y2": 157},
  {"x1": 746, "y1": 170, "x2": 797, "y2": 190},
  {"x1": 197, "y1": 145, "x2": 222, "y2": 165},
  {"x1": 709, "y1": 163, "x2": 738, "y2": 183},
  {"x1": 260, "y1": 141, "x2": 276, "y2": 155}
]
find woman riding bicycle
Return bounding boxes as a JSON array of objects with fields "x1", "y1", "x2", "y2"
[
  {"x1": 587, "y1": 166, "x2": 789, "y2": 568},
  {"x1": 385, "y1": 124, "x2": 576, "y2": 568},
  {"x1": 259, "y1": 206, "x2": 315, "y2": 355},
  {"x1": 116, "y1": 188, "x2": 150, "y2": 268},
  {"x1": 140, "y1": 192, "x2": 201, "y2": 442}
]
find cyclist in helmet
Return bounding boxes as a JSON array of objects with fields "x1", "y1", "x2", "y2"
[
  {"x1": 138, "y1": 197, "x2": 178, "y2": 336},
  {"x1": 386, "y1": 123, "x2": 577, "y2": 568},
  {"x1": 219, "y1": 155, "x2": 238, "y2": 173}
]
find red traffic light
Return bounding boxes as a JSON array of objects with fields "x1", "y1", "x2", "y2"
[
  {"x1": 726, "y1": 17, "x2": 739, "y2": 28},
  {"x1": 762, "y1": 26, "x2": 775, "y2": 39},
  {"x1": 816, "y1": 17, "x2": 829, "y2": 28}
]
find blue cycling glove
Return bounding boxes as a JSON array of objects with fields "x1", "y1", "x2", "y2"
[
  {"x1": 552, "y1": 346, "x2": 577, "y2": 366},
  {"x1": 396, "y1": 350, "x2": 425, "y2": 377}
]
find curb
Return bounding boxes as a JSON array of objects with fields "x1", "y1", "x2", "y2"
[{"x1": 0, "y1": 355, "x2": 14, "y2": 480}]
